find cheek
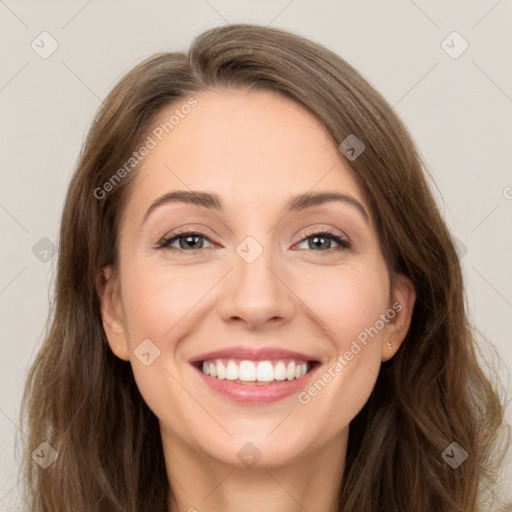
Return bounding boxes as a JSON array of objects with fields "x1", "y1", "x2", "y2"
[
  {"x1": 118, "y1": 262, "x2": 201, "y2": 437},
  {"x1": 120, "y1": 260, "x2": 204, "y2": 341},
  {"x1": 299, "y1": 263, "x2": 390, "y2": 350},
  {"x1": 118, "y1": 260, "x2": 220, "y2": 416},
  {"x1": 293, "y1": 263, "x2": 390, "y2": 428}
]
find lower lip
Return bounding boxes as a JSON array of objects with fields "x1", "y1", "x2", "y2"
[{"x1": 192, "y1": 364, "x2": 318, "y2": 404}]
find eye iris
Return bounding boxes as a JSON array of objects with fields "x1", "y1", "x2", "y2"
[
  {"x1": 309, "y1": 235, "x2": 331, "y2": 250},
  {"x1": 180, "y1": 234, "x2": 203, "y2": 249}
]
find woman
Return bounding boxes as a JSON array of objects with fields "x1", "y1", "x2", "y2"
[{"x1": 20, "y1": 23, "x2": 510, "y2": 511}]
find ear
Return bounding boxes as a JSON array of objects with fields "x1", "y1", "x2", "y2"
[
  {"x1": 381, "y1": 273, "x2": 416, "y2": 362},
  {"x1": 96, "y1": 265, "x2": 130, "y2": 361}
]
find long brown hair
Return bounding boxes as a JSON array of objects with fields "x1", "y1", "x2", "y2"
[{"x1": 19, "y1": 23, "x2": 510, "y2": 511}]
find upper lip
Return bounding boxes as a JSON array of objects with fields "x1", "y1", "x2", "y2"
[{"x1": 189, "y1": 346, "x2": 319, "y2": 364}]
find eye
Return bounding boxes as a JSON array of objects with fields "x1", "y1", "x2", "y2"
[
  {"x1": 158, "y1": 231, "x2": 215, "y2": 252},
  {"x1": 295, "y1": 230, "x2": 351, "y2": 252}
]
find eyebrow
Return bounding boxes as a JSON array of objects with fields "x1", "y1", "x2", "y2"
[{"x1": 142, "y1": 190, "x2": 369, "y2": 224}]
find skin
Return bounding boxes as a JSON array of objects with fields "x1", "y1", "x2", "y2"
[{"x1": 98, "y1": 88, "x2": 416, "y2": 512}]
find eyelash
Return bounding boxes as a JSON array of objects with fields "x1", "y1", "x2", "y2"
[{"x1": 157, "y1": 229, "x2": 352, "y2": 255}]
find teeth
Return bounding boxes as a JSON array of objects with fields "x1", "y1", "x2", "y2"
[
  {"x1": 286, "y1": 361, "x2": 295, "y2": 380},
  {"x1": 216, "y1": 360, "x2": 226, "y2": 380},
  {"x1": 239, "y1": 360, "x2": 256, "y2": 381},
  {"x1": 274, "y1": 361, "x2": 287, "y2": 380},
  {"x1": 226, "y1": 360, "x2": 238, "y2": 380},
  {"x1": 200, "y1": 359, "x2": 310, "y2": 383}
]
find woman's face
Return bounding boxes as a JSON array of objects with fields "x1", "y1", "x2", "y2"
[{"x1": 100, "y1": 88, "x2": 415, "y2": 469}]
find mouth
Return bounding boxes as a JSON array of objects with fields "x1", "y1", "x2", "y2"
[
  {"x1": 193, "y1": 358, "x2": 320, "y2": 385},
  {"x1": 189, "y1": 346, "x2": 321, "y2": 404}
]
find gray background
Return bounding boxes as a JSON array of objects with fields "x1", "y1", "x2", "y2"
[{"x1": 1, "y1": 0, "x2": 511, "y2": 509}]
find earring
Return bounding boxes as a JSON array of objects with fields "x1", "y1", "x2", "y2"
[{"x1": 386, "y1": 341, "x2": 392, "y2": 350}]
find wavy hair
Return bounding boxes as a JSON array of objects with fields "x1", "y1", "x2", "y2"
[{"x1": 19, "y1": 23, "x2": 510, "y2": 511}]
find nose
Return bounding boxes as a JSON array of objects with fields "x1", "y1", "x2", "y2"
[{"x1": 217, "y1": 245, "x2": 296, "y2": 330}]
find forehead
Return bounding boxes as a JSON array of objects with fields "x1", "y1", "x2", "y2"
[{"x1": 127, "y1": 88, "x2": 368, "y2": 219}]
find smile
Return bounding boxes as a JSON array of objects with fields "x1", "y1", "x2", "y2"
[
  {"x1": 189, "y1": 346, "x2": 320, "y2": 404},
  {"x1": 200, "y1": 358, "x2": 311, "y2": 384}
]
